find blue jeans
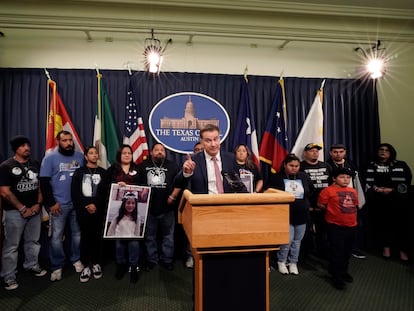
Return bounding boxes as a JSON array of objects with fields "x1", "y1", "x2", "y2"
[
  {"x1": 145, "y1": 210, "x2": 175, "y2": 264},
  {"x1": 49, "y1": 203, "x2": 81, "y2": 271},
  {"x1": 278, "y1": 223, "x2": 307, "y2": 264},
  {"x1": 1, "y1": 210, "x2": 42, "y2": 281},
  {"x1": 115, "y1": 240, "x2": 140, "y2": 266}
]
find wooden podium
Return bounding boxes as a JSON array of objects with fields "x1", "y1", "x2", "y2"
[{"x1": 178, "y1": 188, "x2": 294, "y2": 311}]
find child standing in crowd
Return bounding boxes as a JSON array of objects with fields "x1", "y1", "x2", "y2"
[
  {"x1": 267, "y1": 153, "x2": 313, "y2": 275},
  {"x1": 318, "y1": 167, "x2": 359, "y2": 290},
  {"x1": 71, "y1": 146, "x2": 108, "y2": 283}
]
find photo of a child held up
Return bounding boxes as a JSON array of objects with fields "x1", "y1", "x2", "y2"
[{"x1": 104, "y1": 184, "x2": 151, "y2": 239}]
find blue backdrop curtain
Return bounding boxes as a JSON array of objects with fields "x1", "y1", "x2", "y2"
[{"x1": 0, "y1": 68, "x2": 380, "y2": 177}]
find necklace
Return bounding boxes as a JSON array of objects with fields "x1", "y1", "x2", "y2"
[
  {"x1": 151, "y1": 158, "x2": 165, "y2": 175},
  {"x1": 87, "y1": 166, "x2": 98, "y2": 175}
]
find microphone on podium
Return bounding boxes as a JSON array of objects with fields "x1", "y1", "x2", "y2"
[{"x1": 221, "y1": 171, "x2": 248, "y2": 193}]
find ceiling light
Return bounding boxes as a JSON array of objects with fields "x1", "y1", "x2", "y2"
[
  {"x1": 143, "y1": 29, "x2": 172, "y2": 74},
  {"x1": 355, "y1": 40, "x2": 387, "y2": 79}
]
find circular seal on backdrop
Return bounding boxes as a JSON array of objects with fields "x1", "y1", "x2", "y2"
[{"x1": 149, "y1": 92, "x2": 230, "y2": 154}]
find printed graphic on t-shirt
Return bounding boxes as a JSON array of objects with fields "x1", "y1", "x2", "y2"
[
  {"x1": 59, "y1": 160, "x2": 81, "y2": 173},
  {"x1": 283, "y1": 179, "x2": 304, "y2": 199},
  {"x1": 146, "y1": 166, "x2": 167, "y2": 188},
  {"x1": 13, "y1": 165, "x2": 38, "y2": 193},
  {"x1": 303, "y1": 167, "x2": 329, "y2": 189},
  {"x1": 82, "y1": 173, "x2": 101, "y2": 197},
  {"x1": 337, "y1": 191, "x2": 357, "y2": 214}
]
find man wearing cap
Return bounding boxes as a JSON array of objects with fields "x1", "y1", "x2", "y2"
[
  {"x1": 327, "y1": 144, "x2": 366, "y2": 259},
  {"x1": 300, "y1": 143, "x2": 332, "y2": 259},
  {"x1": 0, "y1": 136, "x2": 47, "y2": 290},
  {"x1": 40, "y1": 130, "x2": 85, "y2": 281}
]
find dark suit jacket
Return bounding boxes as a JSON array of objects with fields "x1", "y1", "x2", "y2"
[{"x1": 174, "y1": 150, "x2": 244, "y2": 194}]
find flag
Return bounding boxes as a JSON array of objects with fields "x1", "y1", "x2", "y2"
[
  {"x1": 259, "y1": 79, "x2": 289, "y2": 173},
  {"x1": 123, "y1": 80, "x2": 149, "y2": 165},
  {"x1": 354, "y1": 172, "x2": 366, "y2": 208},
  {"x1": 290, "y1": 84, "x2": 324, "y2": 161},
  {"x1": 46, "y1": 80, "x2": 84, "y2": 153},
  {"x1": 232, "y1": 78, "x2": 260, "y2": 167},
  {"x1": 93, "y1": 74, "x2": 119, "y2": 169}
]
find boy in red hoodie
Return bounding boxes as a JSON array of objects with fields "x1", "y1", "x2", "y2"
[{"x1": 318, "y1": 167, "x2": 358, "y2": 290}]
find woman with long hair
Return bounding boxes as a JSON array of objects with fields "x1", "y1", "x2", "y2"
[
  {"x1": 267, "y1": 153, "x2": 314, "y2": 275},
  {"x1": 106, "y1": 144, "x2": 141, "y2": 283},
  {"x1": 234, "y1": 144, "x2": 263, "y2": 193}
]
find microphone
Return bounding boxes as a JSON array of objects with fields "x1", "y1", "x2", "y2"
[{"x1": 221, "y1": 171, "x2": 248, "y2": 193}]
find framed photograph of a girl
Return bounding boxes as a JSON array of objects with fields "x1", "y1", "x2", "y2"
[{"x1": 104, "y1": 184, "x2": 151, "y2": 239}]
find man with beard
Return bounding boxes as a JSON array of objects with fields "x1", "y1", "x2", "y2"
[
  {"x1": 40, "y1": 130, "x2": 85, "y2": 281},
  {"x1": 0, "y1": 136, "x2": 47, "y2": 290},
  {"x1": 300, "y1": 143, "x2": 332, "y2": 260},
  {"x1": 137, "y1": 143, "x2": 178, "y2": 271}
]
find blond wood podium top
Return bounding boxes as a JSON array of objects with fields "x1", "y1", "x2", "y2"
[{"x1": 178, "y1": 188, "x2": 294, "y2": 251}]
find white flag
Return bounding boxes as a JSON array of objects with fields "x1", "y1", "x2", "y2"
[{"x1": 290, "y1": 88, "x2": 324, "y2": 161}]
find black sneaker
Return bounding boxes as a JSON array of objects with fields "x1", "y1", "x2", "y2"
[
  {"x1": 27, "y1": 264, "x2": 47, "y2": 277},
  {"x1": 4, "y1": 278, "x2": 18, "y2": 290},
  {"x1": 115, "y1": 264, "x2": 127, "y2": 280},
  {"x1": 351, "y1": 249, "x2": 366, "y2": 259},
  {"x1": 343, "y1": 273, "x2": 354, "y2": 283},
  {"x1": 160, "y1": 261, "x2": 174, "y2": 271},
  {"x1": 130, "y1": 266, "x2": 140, "y2": 283},
  {"x1": 331, "y1": 278, "x2": 346, "y2": 290}
]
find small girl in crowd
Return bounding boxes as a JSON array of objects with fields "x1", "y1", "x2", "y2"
[
  {"x1": 71, "y1": 146, "x2": 108, "y2": 283},
  {"x1": 267, "y1": 153, "x2": 313, "y2": 275}
]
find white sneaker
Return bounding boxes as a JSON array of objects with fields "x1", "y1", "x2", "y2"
[
  {"x1": 92, "y1": 264, "x2": 102, "y2": 279},
  {"x1": 80, "y1": 267, "x2": 91, "y2": 283},
  {"x1": 289, "y1": 263, "x2": 299, "y2": 275},
  {"x1": 277, "y1": 262, "x2": 289, "y2": 275},
  {"x1": 185, "y1": 257, "x2": 194, "y2": 269},
  {"x1": 73, "y1": 260, "x2": 84, "y2": 273},
  {"x1": 50, "y1": 269, "x2": 62, "y2": 281}
]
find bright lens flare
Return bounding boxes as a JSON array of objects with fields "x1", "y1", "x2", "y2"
[{"x1": 366, "y1": 58, "x2": 384, "y2": 79}]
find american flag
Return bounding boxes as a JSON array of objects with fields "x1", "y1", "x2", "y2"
[{"x1": 123, "y1": 81, "x2": 149, "y2": 164}]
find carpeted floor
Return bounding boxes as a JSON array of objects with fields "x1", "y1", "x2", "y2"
[{"x1": 1, "y1": 251, "x2": 413, "y2": 311}]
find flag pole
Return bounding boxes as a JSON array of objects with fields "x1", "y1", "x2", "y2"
[
  {"x1": 95, "y1": 65, "x2": 102, "y2": 124},
  {"x1": 44, "y1": 69, "x2": 52, "y2": 144},
  {"x1": 243, "y1": 66, "x2": 248, "y2": 83}
]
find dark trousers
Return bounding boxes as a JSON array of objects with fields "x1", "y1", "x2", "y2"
[
  {"x1": 77, "y1": 213, "x2": 103, "y2": 266},
  {"x1": 326, "y1": 223, "x2": 356, "y2": 282}
]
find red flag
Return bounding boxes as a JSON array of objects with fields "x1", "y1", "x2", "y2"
[
  {"x1": 46, "y1": 80, "x2": 84, "y2": 153},
  {"x1": 123, "y1": 80, "x2": 149, "y2": 165},
  {"x1": 259, "y1": 79, "x2": 289, "y2": 173}
]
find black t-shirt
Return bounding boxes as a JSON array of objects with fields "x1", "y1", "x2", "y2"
[
  {"x1": 137, "y1": 158, "x2": 178, "y2": 216},
  {"x1": 0, "y1": 157, "x2": 40, "y2": 210},
  {"x1": 300, "y1": 160, "x2": 332, "y2": 208},
  {"x1": 267, "y1": 171, "x2": 313, "y2": 225}
]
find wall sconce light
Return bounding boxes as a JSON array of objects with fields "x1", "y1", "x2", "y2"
[
  {"x1": 143, "y1": 29, "x2": 172, "y2": 74},
  {"x1": 355, "y1": 40, "x2": 387, "y2": 79}
]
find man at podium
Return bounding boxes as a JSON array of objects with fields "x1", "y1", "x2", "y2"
[{"x1": 175, "y1": 124, "x2": 246, "y2": 194}]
